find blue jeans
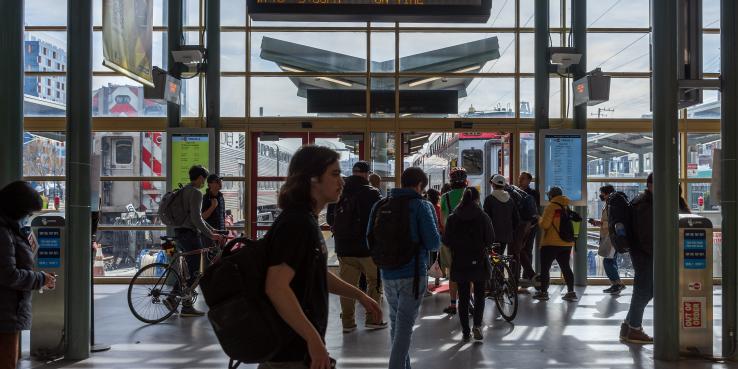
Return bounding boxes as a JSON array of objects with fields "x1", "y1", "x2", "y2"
[
  {"x1": 626, "y1": 250, "x2": 653, "y2": 328},
  {"x1": 383, "y1": 277, "x2": 424, "y2": 369},
  {"x1": 603, "y1": 252, "x2": 621, "y2": 282}
]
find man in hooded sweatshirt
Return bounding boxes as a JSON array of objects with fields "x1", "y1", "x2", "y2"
[{"x1": 483, "y1": 174, "x2": 520, "y2": 256}]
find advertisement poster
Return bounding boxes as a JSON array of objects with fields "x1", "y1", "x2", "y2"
[
  {"x1": 102, "y1": 0, "x2": 154, "y2": 86},
  {"x1": 543, "y1": 132, "x2": 584, "y2": 202},
  {"x1": 37, "y1": 228, "x2": 62, "y2": 268},
  {"x1": 171, "y1": 134, "x2": 210, "y2": 191}
]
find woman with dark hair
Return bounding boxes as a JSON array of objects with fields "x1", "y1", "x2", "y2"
[
  {"x1": 262, "y1": 145, "x2": 382, "y2": 369},
  {"x1": 442, "y1": 187, "x2": 494, "y2": 342},
  {"x1": 0, "y1": 181, "x2": 55, "y2": 369}
]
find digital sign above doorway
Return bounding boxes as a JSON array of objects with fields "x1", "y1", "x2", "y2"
[{"x1": 247, "y1": 0, "x2": 492, "y2": 23}]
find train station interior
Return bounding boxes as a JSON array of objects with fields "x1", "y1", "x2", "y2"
[{"x1": 1, "y1": 0, "x2": 738, "y2": 368}]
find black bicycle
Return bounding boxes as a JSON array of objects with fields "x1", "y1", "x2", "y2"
[{"x1": 486, "y1": 248, "x2": 519, "y2": 322}]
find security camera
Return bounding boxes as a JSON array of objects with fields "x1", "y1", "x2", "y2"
[
  {"x1": 549, "y1": 47, "x2": 582, "y2": 74},
  {"x1": 171, "y1": 49, "x2": 204, "y2": 64}
]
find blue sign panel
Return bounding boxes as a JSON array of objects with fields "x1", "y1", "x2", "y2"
[
  {"x1": 543, "y1": 134, "x2": 584, "y2": 202},
  {"x1": 684, "y1": 229, "x2": 707, "y2": 270},
  {"x1": 37, "y1": 228, "x2": 61, "y2": 268}
]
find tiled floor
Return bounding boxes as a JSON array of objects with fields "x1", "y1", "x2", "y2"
[{"x1": 20, "y1": 284, "x2": 731, "y2": 369}]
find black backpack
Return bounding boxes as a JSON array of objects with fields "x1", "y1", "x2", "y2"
[
  {"x1": 200, "y1": 218, "x2": 313, "y2": 368},
  {"x1": 607, "y1": 192, "x2": 634, "y2": 253},
  {"x1": 368, "y1": 197, "x2": 421, "y2": 297},
  {"x1": 553, "y1": 203, "x2": 582, "y2": 243},
  {"x1": 331, "y1": 194, "x2": 362, "y2": 241},
  {"x1": 506, "y1": 185, "x2": 538, "y2": 221}
]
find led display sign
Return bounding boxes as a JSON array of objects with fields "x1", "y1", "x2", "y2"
[{"x1": 248, "y1": 0, "x2": 492, "y2": 22}]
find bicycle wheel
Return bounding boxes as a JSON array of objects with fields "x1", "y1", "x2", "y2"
[
  {"x1": 127, "y1": 262, "x2": 182, "y2": 324},
  {"x1": 493, "y1": 262, "x2": 518, "y2": 322}
]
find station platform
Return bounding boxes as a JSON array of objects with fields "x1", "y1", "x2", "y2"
[{"x1": 18, "y1": 285, "x2": 730, "y2": 369}]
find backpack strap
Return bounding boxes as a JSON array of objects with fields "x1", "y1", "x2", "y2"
[{"x1": 551, "y1": 202, "x2": 566, "y2": 237}]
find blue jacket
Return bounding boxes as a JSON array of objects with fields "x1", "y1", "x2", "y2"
[{"x1": 367, "y1": 188, "x2": 441, "y2": 280}]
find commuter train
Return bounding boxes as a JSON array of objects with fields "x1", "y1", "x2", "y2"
[{"x1": 412, "y1": 132, "x2": 508, "y2": 199}]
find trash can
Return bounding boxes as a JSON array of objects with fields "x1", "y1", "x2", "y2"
[{"x1": 678, "y1": 214, "x2": 713, "y2": 356}]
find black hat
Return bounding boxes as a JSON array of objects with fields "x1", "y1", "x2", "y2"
[
  {"x1": 352, "y1": 161, "x2": 371, "y2": 173},
  {"x1": 207, "y1": 174, "x2": 222, "y2": 183}
]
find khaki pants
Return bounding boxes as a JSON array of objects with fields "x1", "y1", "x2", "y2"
[
  {"x1": 338, "y1": 256, "x2": 382, "y2": 328},
  {"x1": 0, "y1": 331, "x2": 19, "y2": 369}
]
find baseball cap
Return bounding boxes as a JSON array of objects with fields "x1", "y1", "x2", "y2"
[
  {"x1": 352, "y1": 161, "x2": 371, "y2": 173},
  {"x1": 490, "y1": 174, "x2": 507, "y2": 186},
  {"x1": 207, "y1": 174, "x2": 222, "y2": 183}
]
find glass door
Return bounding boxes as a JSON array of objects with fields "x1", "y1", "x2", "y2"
[{"x1": 250, "y1": 132, "x2": 365, "y2": 266}]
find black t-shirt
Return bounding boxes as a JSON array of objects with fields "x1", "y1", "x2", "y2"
[
  {"x1": 266, "y1": 207, "x2": 329, "y2": 363},
  {"x1": 201, "y1": 191, "x2": 225, "y2": 230}
]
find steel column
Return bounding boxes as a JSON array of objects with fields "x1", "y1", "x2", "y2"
[
  {"x1": 534, "y1": 0, "x2": 549, "y2": 273},
  {"x1": 720, "y1": 0, "x2": 738, "y2": 359},
  {"x1": 651, "y1": 0, "x2": 680, "y2": 361},
  {"x1": 572, "y1": 0, "x2": 588, "y2": 286},
  {"x1": 0, "y1": 0, "x2": 24, "y2": 188},
  {"x1": 168, "y1": 0, "x2": 183, "y2": 128},
  {"x1": 206, "y1": 0, "x2": 221, "y2": 174},
  {"x1": 65, "y1": 0, "x2": 93, "y2": 360}
]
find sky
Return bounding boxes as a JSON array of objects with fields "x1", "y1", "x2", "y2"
[{"x1": 23, "y1": 0, "x2": 723, "y2": 119}]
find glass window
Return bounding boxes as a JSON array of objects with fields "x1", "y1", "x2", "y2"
[
  {"x1": 400, "y1": 78, "x2": 515, "y2": 118},
  {"x1": 24, "y1": 32, "x2": 67, "y2": 72},
  {"x1": 687, "y1": 133, "x2": 720, "y2": 179},
  {"x1": 25, "y1": 0, "x2": 68, "y2": 26},
  {"x1": 588, "y1": 78, "x2": 651, "y2": 119},
  {"x1": 519, "y1": 77, "x2": 562, "y2": 119},
  {"x1": 221, "y1": 180, "x2": 246, "y2": 226},
  {"x1": 703, "y1": 0, "x2": 720, "y2": 29},
  {"x1": 92, "y1": 77, "x2": 168, "y2": 117},
  {"x1": 399, "y1": 33, "x2": 514, "y2": 73},
  {"x1": 25, "y1": 76, "x2": 67, "y2": 116},
  {"x1": 93, "y1": 31, "x2": 167, "y2": 72},
  {"x1": 314, "y1": 136, "x2": 363, "y2": 178},
  {"x1": 221, "y1": 32, "x2": 246, "y2": 72},
  {"x1": 586, "y1": 0, "x2": 651, "y2": 28},
  {"x1": 95, "y1": 229, "x2": 166, "y2": 277},
  {"x1": 520, "y1": 133, "x2": 536, "y2": 178},
  {"x1": 23, "y1": 132, "x2": 66, "y2": 177},
  {"x1": 703, "y1": 33, "x2": 720, "y2": 74},
  {"x1": 251, "y1": 77, "x2": 364, "y2": 118},
  {"x1": 461, "y1": 149, "x2": 484, "y2": 175},
  {"x1": 588, "y1": 133, "x2": 653, "y2": 178},
  {"x1": 251, "y1": 32, "x2": 368, "y2": 73},
  {"x1": 221, "y1": 0, "x2": 247, "y2": 26},
  {"x1": 687, "y1": 90, "x2": 720, "y2": 119},
  {"x1": 220, "y1": 132, "x2": 246, "y2": 177},
  {"x1": 587, "y1": 33, "x2": 650, "y2": 72},
  {"x1": 519, "y1": 0, "x2": 563, "y2": 28},
  {"x1": 371, "y1": 32, "x2": 395, "y2": 73},
  {"x1": 402, "y1": 0, "x2": 516, "y2": 28},
  {"x1": 98, "y1": 181, "x2": 166, "y2": 224},
  {"x1": 93, "y1": 132, "x2": 167, "y2": 177},
  {"x1": 221, "y1": 77, "x2": 246, "y2": 117},
  {"x1": 257, "y1": 137, "x2": 302, "y2": 177},
  {"x1": 371, "y1": 132, "x2": 395, "y2": 181}
]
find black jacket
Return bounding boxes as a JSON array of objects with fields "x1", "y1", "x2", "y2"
[
  {"x1": 483, "y1": 190, "x2": 520, "y2": 244},
  {"x1": 443, "y1": 204, "x2": 495, "y2": 283},
  {"x1": 0, "y1": 214, "x2": 46, "y2": 332},
  {"x1": 631, "y1": 190, "x2": 653, "y2": 256},
  {"x1": 328, "y1": 176, "x2": 382, "y2": 257}
]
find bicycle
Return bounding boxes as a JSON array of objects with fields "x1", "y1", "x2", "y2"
[
  {"x1": 127, "y1": 231, "x2": 232, "y2": 324},
  {"x1": 486, "y1": 247, "x2": 519, "y2": 322}
]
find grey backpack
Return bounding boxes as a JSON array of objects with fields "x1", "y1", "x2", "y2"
[{"x1": 158, "y1": 187, "x2": 188, "y2": 226}]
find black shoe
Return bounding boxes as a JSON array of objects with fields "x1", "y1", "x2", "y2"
[
  {"x1": 603, "y1": 285, "x2": 616, "y2": 293},
  {"x1": 610, "y1": 284, "x2": 627, "y2": 295},
  {"x1": 472, "y1": 327, "x2": 483, "y2": 341},
  {"x1": 443, "y1": 305, "x2": 457, "y2": 315},
  {"x1": 462, "y1": 333, "x2": 471, "y2": 342},
  {"x1": 533, "y1": 291, "x2": 549, "y2": 301},
  {"x1": 180, "y1": 305, "x2": 205, "y2": 317}
]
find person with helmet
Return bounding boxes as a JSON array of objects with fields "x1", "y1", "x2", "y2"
[{"x1": 438, "y1": 167, "x2": 468, "y2": 315}]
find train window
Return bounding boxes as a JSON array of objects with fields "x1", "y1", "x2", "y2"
[
  {"x1": 114, "y1": 138, "x2": 133, "y2": 166},
  {"x1": 461, "y1": 149, "x2": 483, "y2": 175}
]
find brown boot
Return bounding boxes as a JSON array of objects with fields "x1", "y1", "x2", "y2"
[{"x1": 624, "y1": 326, "x2": 653, "y2": 344}]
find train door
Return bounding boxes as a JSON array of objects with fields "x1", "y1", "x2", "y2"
[
  {"x1": 401, "y1": 132, "x2": 511, "y2": 200},
  {"x1": 250, "y1": 132, "x2": 365, "y2": 265}
]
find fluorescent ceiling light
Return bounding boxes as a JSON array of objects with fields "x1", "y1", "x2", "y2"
[
  {"x1": 407, "y1": 65, "x2": 482, "y2": 87},
  {"x1": 280, "y1": 65, "x2": 352, "y2": 87},
  {"x1": 602, "y1": 145, "x2": 630, "y2": 155},
  {"x1": 642, "y1": 136, "x2": 653, "y2": 141}
]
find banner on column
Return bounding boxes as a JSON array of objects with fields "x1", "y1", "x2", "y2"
[{"x1": 102, "y1": 0, "x2": 155, "y2": 87}]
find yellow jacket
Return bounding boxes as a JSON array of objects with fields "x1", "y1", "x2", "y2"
[{"x1": 539, "y1": 195, "x2": 575, "y2": 247}]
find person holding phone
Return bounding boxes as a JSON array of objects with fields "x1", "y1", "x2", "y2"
[{"x1": 0, "y1": 181, "x2": 55, "y2": 369}]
